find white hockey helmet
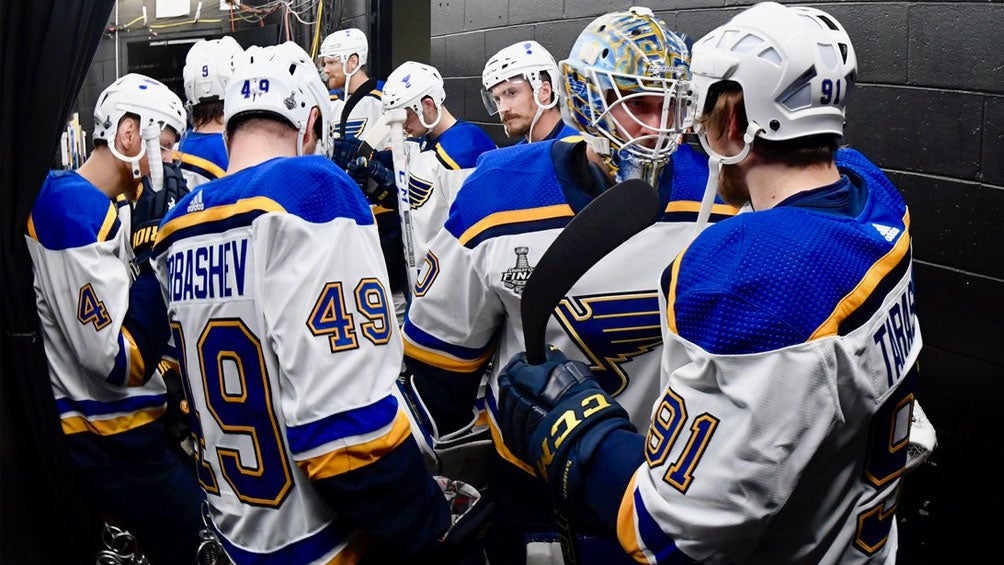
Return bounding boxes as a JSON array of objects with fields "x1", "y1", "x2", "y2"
[
  {"x1": 382, "y1": 61, "x2": 447, "y2": 131},
  {"x1": 481, "y1": 40, "x2": 559, "y2": 114},
  {"x1": 94, "y1": 73, "x2": 186, "y2": 144},
  {"x1": 560, "y1": 7, "x2": 693, "y2": 163},
  {"x1": 224, "y1": 41, "x2": 332, "y2": 156},
  {"x1": 691, "y1": 1, "x2": 857, "y2": 148},
  {"x1": 320, "y1": 28, "x2": 368, "y2": 67},
  {"x1": 182, "y1": 36, "x2": 243, "y2": 107}
]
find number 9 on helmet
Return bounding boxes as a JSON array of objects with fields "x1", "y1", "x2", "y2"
[{"x1": 224, "y1": 41, "x2": 332, "y2": 157}]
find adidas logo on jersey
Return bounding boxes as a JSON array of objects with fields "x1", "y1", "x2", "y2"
[
  {"x1": 872, "y1": 223, "x2": 900, "y2": 242},
  {"x1": 187, "y1": 190, "x2": 204, "y2": 213}
]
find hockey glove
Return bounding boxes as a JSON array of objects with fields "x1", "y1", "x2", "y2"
[
  {"x1": 347, "y1": 155, "x2": 398, "y2": 211},
  {"x1": 497, "y1": 347, "x2": 634, "y2": 505},
  {"x1": 132, "y1": 162, "x2": 189, "y2": 270},
  {"x1": 330, "y1": 136, "x2": 364, "y2": 169}
]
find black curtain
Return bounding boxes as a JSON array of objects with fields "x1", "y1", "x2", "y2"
[{"x1": 1, "y1": 1, "x2": 116, "y2": 563}]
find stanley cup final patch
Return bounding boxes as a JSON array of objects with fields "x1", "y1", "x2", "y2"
[{"x1": 501, "y1": 247, "x2": 534, "y2": 295}]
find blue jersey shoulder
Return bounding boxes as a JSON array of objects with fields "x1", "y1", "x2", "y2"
[
  {"x1": 664, "y1": 143, "x2": 712, "y2": 203},
  {"x1": 445, "y1": 140, "x2": 569, "y2": 245},
  {"x1": 434, "y1": 121, "x2": 496, "y2": 170},
  {"x1": 179, "y1": 131, "x2": 229, "y2": 177},
  {"x1": 167, "y1": 155, "x2": 373, "y2": 226},
  {"x1": 666, "y1": 168, "x2": 909, "y2": 354},
  {"x1": 30, "y1": 170, "x2": 119, "y2": 250}
]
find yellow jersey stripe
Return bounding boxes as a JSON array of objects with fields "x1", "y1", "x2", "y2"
[
  {"x1": 664, "y1": 201, "x2": 739, "y2": 216},
  {"x1": 61, "y1": 406, "x2": 166, "y2": 435},
  {"x1": 121, "y1": 326, "x2": 146, "y2": 387},
  {"x1": 486, "y1": 412, "x2": 536, "y2": 475},
  {"x1": 665, "y1": 241, "x2": 691, "y2": 335},
  {"x1": 298, "y1": 410, "x2": 412, "y2": 480},
  {"x1": 97, "y1": 203, "x2": 118, "y2": 242},
  {"x1": 157, "y1": 196, "x2": 285, "y2": 244},
  {"x1": 177, "y1": 151, "x2": 226, "y2": 179},
  {"x1": 811, "y1": 210, "x2": 912, "y2": 339},
  {"x1": 403, "y1": 338, "x2": 493, "y2": 373},
  {"x1": 458, "y1": 204, "x2": 574, "y2": 247},
  {"x1": 26, "y1": 214, "x2": 38, "y2": 240},
  {"x1": 435, "y1": 143, "x2": 460, "y2": 170},
  {"x1": 616, "y1": 470, "x2": 651, "y2": 563}
]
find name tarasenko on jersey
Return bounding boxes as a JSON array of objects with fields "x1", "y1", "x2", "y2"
[
  {"x1": 164, "y1": 237, "x2": 249, "y2": 302},
  {"x1": 872, "y1": 278, "x2": 917, "y2": 386}
]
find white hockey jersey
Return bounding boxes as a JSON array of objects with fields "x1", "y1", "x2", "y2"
[
  {"x1": 402, "y1": 139, "x2": 734, "y2": 474},
  {"x1": 152, "y1": 155, "x2": 430, "y2": 563},
  {"x1": 332, "y1": 79, "x2": 386, "y2": 147},
  {"x1": 618, "y1": 149, "x2": 916, "y2": 564},
  {"x1": 395, "y1": 120, "x2": 496, "y2": 273},
  {"x1": 26, "y1": 171, "x2": 167, "y2": 438}
]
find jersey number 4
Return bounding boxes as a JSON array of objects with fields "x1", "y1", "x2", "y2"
[
  {"x1": 307, "y1": 279, "x2": 392, "y2": 352},
  {"x1": 77, "y1": 283, "x2": 111, "y2": 330}
]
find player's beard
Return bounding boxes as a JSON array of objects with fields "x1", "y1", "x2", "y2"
[
  {"x1": 718, "y1": 162, "x2": 750, "y2": 208},
  {"x1": 502, "y1": 114, "x2": 528, "y2": 138}
]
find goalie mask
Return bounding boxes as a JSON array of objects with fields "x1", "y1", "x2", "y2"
[
  {"x1": 560, "y1": 7, "x2": 693, "y2": 166},
  {"x1": 225, "y1": 42, "x2": 332, "y2": 157},
  {"x1": 690, "y1": 1, "x2": 857, "y2": 165},
  {"x1": 183, "y1": 36, "x2": 243, "y2": 107},
  {"x1": 92, "y1": 73, "x2": 186, "y2": 179},
  {"x1": 382, "y1": 61, "x2": 447, "y2": 133}
]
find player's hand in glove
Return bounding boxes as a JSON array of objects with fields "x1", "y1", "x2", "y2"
[
  {"x1": 347, "y1": 155, "x2": 398, "y2": 211},
  {"x1": 132, "y1": 162, "x2": 189, "y2": 271},
  {"x1": 496, "y1": 347, "x2": 635, "y2": 506},
  {"x1": 330, "y1": 136, "x2": 364, "y2": 169}
]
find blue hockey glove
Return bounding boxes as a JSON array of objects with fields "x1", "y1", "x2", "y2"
[
  {"x1": 330, "y1": 136, "x2": 364, "y2": 169},
  {"x1": 496, "y1": 347, "x2": 634, "y2": 505},
  {"x1": 133, "y1": 162, "x2": 188, "y2": 271},
  {"x1": 348, "y1": 155, "x2": 398, "y2": 210}
]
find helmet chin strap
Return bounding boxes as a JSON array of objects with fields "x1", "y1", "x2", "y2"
[
  {"x1": 108, "y1": 135, "x2": 150, "y2": 182},
  {"x1": 527, "y1": 86, "x2": 558, "y2": 142},
  {"x1": 417, "y1": 103, "x2": 442, "y2": 133},
  {"x1": 693, "y1": 122, "x2": 763, "y2": 237}
]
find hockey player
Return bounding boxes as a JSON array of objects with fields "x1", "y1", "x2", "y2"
[
  {"x1": 496, "y1": 3, "x2": 922, "y2": 563},
  {"x1": 25, "y1": 73, "x2": 203, "y2": 564},
  {"x1": 482, "y1": 40, "x2": 578, "y2": 143},
  {"x1": 349, "y1": 60, "x2": 496, "y2": 318},
  {"x1": 151, "y1": 42, "x2": 480, "y2": 564},
  {"x1": 177, "y1": 36, "x2": 243, "y2": 187},
  {"x1": 399, "y1": 8, "x2": 735, "y2": 563},
  {"x1": 320, "y1": 28, "x2": 388, "y2": 168}
]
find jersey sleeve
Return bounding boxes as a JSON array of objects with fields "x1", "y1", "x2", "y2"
[{"x1": 28, "y1": 198, "x2": 167, "y2": 388}]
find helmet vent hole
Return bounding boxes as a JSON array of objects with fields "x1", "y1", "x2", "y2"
[
  {"x1": 288, "y1": 64, "x2": 297, "y2": 76},
  {"x1": 598, "y1": 25, "x2": 606, "y2": 32},
  {"x1": 816, "y1": 15, "x2": 839, "y2": 31},
  {"x1": 631, "y1": 28, "x2": 640, "y2": 36},
  {"x1": 601, "y1": 48, "x2": 609, "y2": 58},
  {"x1": 770, "y1": 120, "x2": 780, "y2": 131},
  {"x1": 838, "y1": 43, "x2": 849, "y2": 64}
]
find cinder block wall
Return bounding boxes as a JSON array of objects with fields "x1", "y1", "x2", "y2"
[{"x1": 433, "y1": 0, "x2": 1003, "y2": 561}]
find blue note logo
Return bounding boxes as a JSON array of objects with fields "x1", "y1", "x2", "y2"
[{"x1": 501, "y1": 247, "x2": 534, "y2": 295}]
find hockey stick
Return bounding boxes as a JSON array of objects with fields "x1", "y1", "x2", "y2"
[
  {"x1": 354, "y1": 112, "x2": 392, "y2": 159},
  {"x1": 519, "y1": 177, "x2": 663, "y2": 564},
  {"x1": 384, "y1": 108, "x2": 419, "y2": 292}
]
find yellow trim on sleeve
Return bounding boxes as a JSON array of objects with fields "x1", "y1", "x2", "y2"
[
  {"x1": 435, "y1": 143, "x2": 460, "y2": 170},
  {"x1": 121, "y1": 326, "x2": 146, "y2": 387},
  {"x1": 97, "y1": 203, "x2": 118, "y2": 242},
  {"x1": 328, "y1": 534, "x2": 369, "y2": 564},
  {"x1": 298, "y1": 410, "x2": 412, "y2": 480},
  {"x1": 810, "y1": 210, "x2": 912, "y2": 339},
  {"x1": 402, "y1": 338, "x2": 494, "y2": 373},
  {"x1": 486, "y1": 412, "x2": 537, "y2": 475},
  {"x1": 156, "y1": 196, "x2": 285, "y2": 245},
  {"x1": 616, "y1": 470, "x2": 651, "y2": 563},
  {"x1": 61, "y1": 406, "x2": 166, "y2": 435},
  {"x1": 665, "y1": 242, "x2": 691, "y2": 335},
  {"x1": 664, "y1": 200, "x2": 739, "y2": 217},
  {"x1": 26, "y1": 214, "x2": 38, "y2": 240},
  {"x1": 177, "y1": 152, "x2": 226, "y2": 179},
  {"x1": 458, "y1": 204, "x2": 575, "y2": 247}
]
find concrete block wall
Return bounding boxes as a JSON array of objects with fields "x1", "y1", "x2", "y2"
[{"x1": 433, "y1": 1, "x2": 1003, "y2": 561}]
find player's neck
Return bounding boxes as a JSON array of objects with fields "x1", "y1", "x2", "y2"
[
  {"x1": 195, "y1": 117, "x2": 225, "y2": 134},
  {"x1": 429, "y1": 109, "x2": 457, "y2": 140},
  {"x1": 346, "y1": 71, "x2": 370, "y2": 95},
  {"x1": 528, "y1": 110, "x2": 561, "y2": 143},
  {"x1": 76, "y1": 147, "x2": 133, "y2": 199},
  {"x1": 747, "y1": 158, "x2": 840, "y2": 211},
  {"x1": 225, "y1": 135, "x2": 298, "y2": 174}
]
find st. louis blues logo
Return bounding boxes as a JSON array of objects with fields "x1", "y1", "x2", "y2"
[
  {"x1": 554, "y1": 290, "x2": 662, "y2": 396},
  {"x1": 501, "y1": 247, "x2": 534, "y2": 294}
]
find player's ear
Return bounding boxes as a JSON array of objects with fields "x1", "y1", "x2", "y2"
[
  {"x1": 538, "y1": 80, "x2": 553, "y2": 105},
  {"x1": 117, "y1": 116, "x2": 141, "y2": 155}
]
